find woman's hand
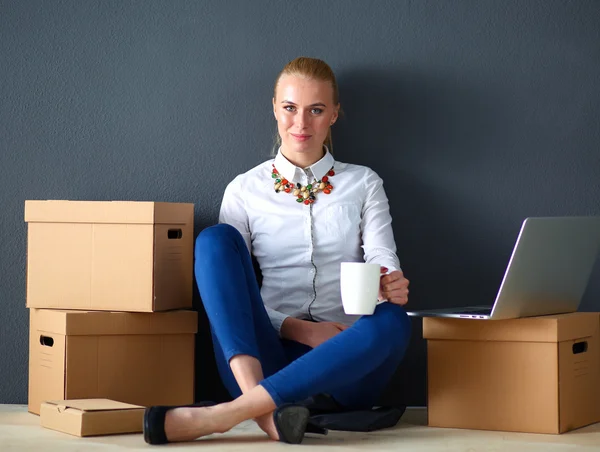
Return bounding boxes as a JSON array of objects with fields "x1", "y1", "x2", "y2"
[
  {"x1": 379, "y1": 267, "x2": 409, "y2": 306},
  {"x1": 281, "y1": 317, "x2": 349, "y2": 348},
  {"x1": 303, "y1": 321, "x2": 349, "y2": 348}
]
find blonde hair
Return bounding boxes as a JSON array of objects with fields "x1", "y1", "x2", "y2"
[{"x1": 273, "y1": 57, "x2": 340, "y2": 154}]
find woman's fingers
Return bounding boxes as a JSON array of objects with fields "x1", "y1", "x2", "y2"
[{"x1": 382, "y1": 288, "x2": 409, "y2": 305}]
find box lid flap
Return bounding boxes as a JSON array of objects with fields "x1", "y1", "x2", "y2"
[
  {"x1": 45, "y1": 399, "x2": 143, "y2": 412},
  {"x1": 423, "y1": 312, "x2": 599, "y2": 342},
  {"x1": 31, "y1": 309, "x2": 198, "y2": 336},
  {"x1": 24, "y1": 200, "x2": 193, "y2": 225}
]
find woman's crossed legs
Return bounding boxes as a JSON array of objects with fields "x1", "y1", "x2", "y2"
[{"x1": 164, "y1": 224, "x2": 411, "y2": 442}]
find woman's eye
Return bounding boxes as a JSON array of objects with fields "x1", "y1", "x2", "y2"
[
  {"x1": 284, "y1": 105, "x2": 296, "y2": 112},
  {"x1": 311, "y1": 108, "x2": 323, "y2": 114}
]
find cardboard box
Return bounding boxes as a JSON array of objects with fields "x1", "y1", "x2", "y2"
[
  {"x1": 424, "y1": 312, "x2": 600, "y2": 434},
  {"x1": 29, "y1": 308, "x2": 197, "y2": 415},
  {"x1": 24, "y1": 200, "x2": 194, "y2": 312},
  {"x1": 40, "y1": 399, "x2": 144, "y2": 437}
]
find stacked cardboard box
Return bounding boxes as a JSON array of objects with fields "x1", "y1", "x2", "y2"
[
  {"x1": 25, "y1": 200, "x2": 197, "y2": 415},
  {"x1": 424, "y1": 312, "x2": 600, "y2": 434},
  {"x1": 40, "y1": 399, "x2": 146, "y2": 437}
]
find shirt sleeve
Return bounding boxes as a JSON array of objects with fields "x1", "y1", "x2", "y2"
[
  {"x1": 218, "y1": 177, "x2": 291, "y2": 334},
  {"x1": 360, "y1": 169, "x2": 402, "y2": 274},
  {"x1": 219, "y1": 177, "x2": 252, "y2": 252},
  {"x1": 264, "y1": 306, "x2": 290, "y2": 333}
]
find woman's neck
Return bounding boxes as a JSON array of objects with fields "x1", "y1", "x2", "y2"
[{"x1": 280, "y1": 145, "x2": 325, "y2": 169}]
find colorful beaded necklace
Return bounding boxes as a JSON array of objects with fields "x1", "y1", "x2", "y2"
[{"x1": 271, "y1": 164, "x2": 335, "y2": 205}]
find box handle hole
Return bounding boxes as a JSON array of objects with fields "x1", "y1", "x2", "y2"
[
  {"x1": 572, "y1": 341, "x2": 588, "y2": 354},
  {"x1": 40, "y1": 336, "x2": 54, "y2": 347},
  {"x1": 168, "y1": 229, "x2": 182, "y2": 239}
]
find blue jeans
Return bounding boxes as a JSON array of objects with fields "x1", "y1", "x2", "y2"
[{"x1": 194, "y1": 223, "x2": 411, "y2": 409}]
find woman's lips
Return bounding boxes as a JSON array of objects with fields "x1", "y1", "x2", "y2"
[{"x1": 291, "y1": 133, "x2": 311, "y2": 142}]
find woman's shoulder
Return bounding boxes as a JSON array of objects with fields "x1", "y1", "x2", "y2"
[
  {"x1": 225, "y1": 158, "x2": 274, "y2": 191},
  {"x1": 335, "y1": 160, "x2": 382, "y2": 181}
]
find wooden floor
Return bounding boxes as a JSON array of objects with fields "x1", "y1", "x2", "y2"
[{"x1": 1, "y1": 404, "x2": 600, "y2": 451}]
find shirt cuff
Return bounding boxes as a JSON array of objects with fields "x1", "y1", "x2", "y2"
[
  {"x1": 371, "y1": 260, "x2": 401, "y2": 275},
  {"x1": 265, "y1": 306, "x2": 290, "y2": 336}
]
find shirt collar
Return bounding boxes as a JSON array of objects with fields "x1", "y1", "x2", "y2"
[{"x1": 273, "y1": 147, "x2": 335, "y2": 183}]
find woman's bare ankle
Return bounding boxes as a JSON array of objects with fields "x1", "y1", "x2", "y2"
[{"x1": 210, "y1": 402, "x2": 254, "y2": 432}]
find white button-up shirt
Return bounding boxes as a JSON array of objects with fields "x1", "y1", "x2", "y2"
[{"x1": 219, "y1": 149, "x2": 401, "y2": 333}]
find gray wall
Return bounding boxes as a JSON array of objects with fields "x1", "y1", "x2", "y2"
[{"x1": 1, "y1": 0, "x2": 599, "y2": 406}]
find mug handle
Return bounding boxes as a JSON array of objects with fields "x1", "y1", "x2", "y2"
[{"x1": 376, "y1": 266, "x2": 391, "y2": 304}]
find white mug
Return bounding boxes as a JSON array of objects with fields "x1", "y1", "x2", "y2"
[{"x1": 340, "y1": 262, "x2": 381, "y2": 315}]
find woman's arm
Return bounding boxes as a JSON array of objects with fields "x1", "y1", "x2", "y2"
[
  {"x1": 361, "y1": 169, "x2": 409, "y2": 306},
  {"x1": 360, "y1": 168, "x2": 401, "y2": 272},
  {"x1": 219, "y1": 177, "x2": 292, "y2": 333}
]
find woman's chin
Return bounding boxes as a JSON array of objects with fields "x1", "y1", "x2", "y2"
[{"x1": 283, "y1": 141, "x2": 322, "y2": 155}]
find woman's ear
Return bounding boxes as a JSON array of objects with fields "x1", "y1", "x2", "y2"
[
  {"x1": 272, "y1": 97, "x2": 277, "y2": 120},
  {"x1": 331, "y1": 103, "x2": 340, "y2": 125}
]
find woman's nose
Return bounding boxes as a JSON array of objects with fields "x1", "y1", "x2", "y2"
[{"x1": 294, "y1": 110, "x2": 309, "y2": 128}]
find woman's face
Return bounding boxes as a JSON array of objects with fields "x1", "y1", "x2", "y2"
[{"x1": 273, "y1": 75, "x2": 339, "y2": 163}]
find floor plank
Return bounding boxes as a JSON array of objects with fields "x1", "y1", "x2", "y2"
[{"x1": 1, "y1": 405, "x2": 599, "y2": 451}]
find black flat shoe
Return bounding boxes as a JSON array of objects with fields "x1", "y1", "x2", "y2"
[
  {"x1": 143, "y1": 401, "x2": 216, "y2": 445},
  {"x1": 274, "y1": 404, "x2": 326, "y2": 444}
]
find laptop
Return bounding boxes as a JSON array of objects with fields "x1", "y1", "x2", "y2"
[{"x1": 407, "y1": 216, "x2": 600, "y2": 320}]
